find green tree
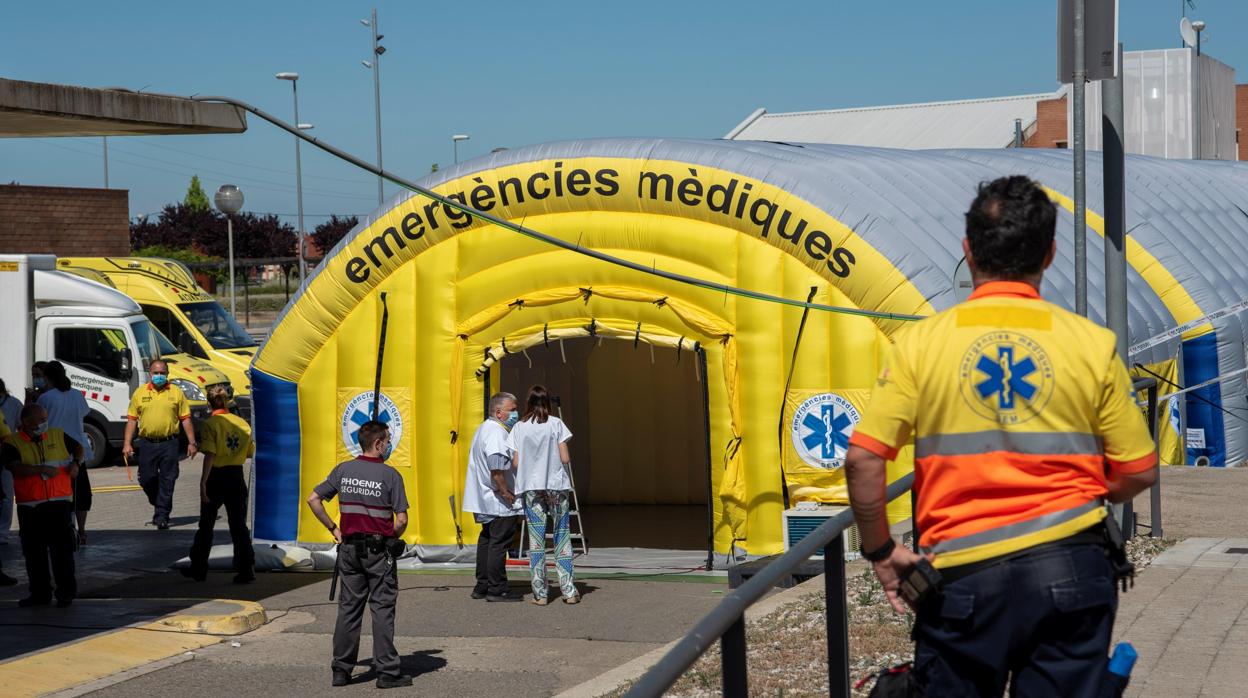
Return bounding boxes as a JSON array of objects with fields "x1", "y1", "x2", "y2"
[
  {"x1": 184, "y1": 175, "x2": 210, "y2": 211},
  {"x1": 430, "y1": 163, "x2": 439, "y2": 173}
]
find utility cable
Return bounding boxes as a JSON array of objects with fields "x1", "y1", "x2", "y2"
[
  {"x1": 1132, "y1": 363, "x2": 1248, "y2": 426},
  {"x1": 123, "y1": 89, "x2": 925, "y2": 323}
]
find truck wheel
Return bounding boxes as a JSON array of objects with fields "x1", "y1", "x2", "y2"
[{"x1": 82, "y1": 421, "x2": 109, "y2": 469}]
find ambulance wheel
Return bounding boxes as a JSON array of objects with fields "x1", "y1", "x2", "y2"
[{"x1": 82, "y1": 421, "x2": 108, "y2": 469}]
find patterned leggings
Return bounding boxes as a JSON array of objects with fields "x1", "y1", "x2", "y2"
[{"x1": 523, "y1": 490, "x2": 577, "y2": 599}]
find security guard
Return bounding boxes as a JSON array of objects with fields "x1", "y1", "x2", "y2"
[
  {"x1": 846, "y1": 175, "x2": 1158, "y2": 697},
  {"x1": 307, "y1": 419, "x2": 411, "y2": 689},
  {"x1": 184, "y1": 385, "x2": 255, "y2": 583},
  {"x1": 1, "y1": 404, "x2": 83, "y2": 607},
  {"x1": 123, "y1": 359, "x2": 197, "y2": 529}
]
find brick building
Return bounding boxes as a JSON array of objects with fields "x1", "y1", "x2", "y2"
[{"x1": 0, "y1": 184, "x2": 129, "y2": 256}]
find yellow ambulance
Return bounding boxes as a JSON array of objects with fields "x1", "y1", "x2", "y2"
[{"x1": 59, "y1": 257, "x2": 257, "y2": 408}]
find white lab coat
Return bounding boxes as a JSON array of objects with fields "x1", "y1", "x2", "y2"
[
  {"x1": 462, "y1": 419, "x2": 522, "y2": 518},
  {"x1": 512, "y1": 416, "x2": 573, "y2": 494}
]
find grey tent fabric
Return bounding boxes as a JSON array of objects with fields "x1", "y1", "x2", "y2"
[{"x1": 279, "y1": 139, "x2": 1247, "y2": 465}]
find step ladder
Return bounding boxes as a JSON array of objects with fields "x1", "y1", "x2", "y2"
[
  {"x1": 518, "y1": 462, "x2": 589, "y2": 558},
  {"x1": 518, "y1": 397, "x2": 588, "y2": 558}
]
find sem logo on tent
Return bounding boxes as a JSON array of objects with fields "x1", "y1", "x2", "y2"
[
  {"x1": 340, "y1": 391, "x2": 403, "y2": 456},
  {"x1": 791, "y1": 393, "x2": 860, "y2": 469}
]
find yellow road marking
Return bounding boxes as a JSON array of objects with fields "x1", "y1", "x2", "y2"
[
  {"x1": 0, "y1": 600, "x2": 264, "y2": 697},
  {"x1": 91, "y1": 485, "x2": 142, "y2": 493}
]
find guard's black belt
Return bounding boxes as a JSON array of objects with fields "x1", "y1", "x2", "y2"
[
  {"x1": 140, "y1": 435, "x2": 178, "y2": 443},
  {"x1": 937, "y1": 525, "x2": 1108, "y2": 584}
]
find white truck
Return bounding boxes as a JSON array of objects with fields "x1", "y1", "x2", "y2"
[{"x1": 0, "y1": 254, "x2": 231, "y2": 467}]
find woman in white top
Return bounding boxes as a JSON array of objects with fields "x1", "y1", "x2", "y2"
[
  {"x1": 36, "y1": 361, "x2": 93, "y2": 545},
  {"x1": 511, "y1": 385, "x2": 579, "y2": 605}
]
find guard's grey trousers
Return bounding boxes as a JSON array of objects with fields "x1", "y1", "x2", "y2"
[{"x1": 332, "y1": 542, "x2": 399, "y2": 677}]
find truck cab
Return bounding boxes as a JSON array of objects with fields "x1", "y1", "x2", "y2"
[
  {"x1": 58, "y1": 257, "x2": 257, "y2": 408},
  {"x1": 1, "y1": 255, "x2": 233, "y2": 468}
]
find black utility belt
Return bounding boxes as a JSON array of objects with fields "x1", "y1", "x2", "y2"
[
  {"x1": 344, "y1": 533, "x2": 404, "y2": 557},
  {"x1": 140, "y1": 435, "x2": 178, "y2": 443},
  {"x1": 343, "y1": 533, "x2": 394, "y2": 543},
  {"x1": 937, "y1": 525, "x2": 1108, "y2": 585}
]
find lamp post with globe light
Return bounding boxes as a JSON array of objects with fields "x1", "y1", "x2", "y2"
[{"x1": 214, "y1": 185, "x2": 244, "y2": 316}]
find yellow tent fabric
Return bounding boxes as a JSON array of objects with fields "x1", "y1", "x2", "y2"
[{"x1": 249, "y1": 155, "x2": 931, "y2": 555}]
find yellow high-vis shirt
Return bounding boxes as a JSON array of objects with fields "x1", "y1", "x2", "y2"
[
  {"x1": 127, "y1": 382, "x2": 190, "y2": 439},
  {"x1": 199, "y1": 410, "x2": 254, "y2": 467},
  {"x1": 850, "y1": 281, "x2": 1157, "y2": 568}
]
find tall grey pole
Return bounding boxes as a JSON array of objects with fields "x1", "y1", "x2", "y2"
[
  {"x1": 102, "y1": 136, "x2": 109, "y2": 188},
  {"x1": 454, "y1": 140, "x2": 460, "y2": 165},
  {"x1": 371, "y1": 8, "x2": 384, "y2": 205},
  {"x1": 1072, "y1": 0, "x2": 1088, "y2": 316},
  {"x1": 227, "y1": 216, "x2": 236, "y2": 317},
  {"x1": 1192, "y1": 46, "x2": 1201, "y2": 159},
  {"x1": 1104, "y1": 43, "x2": 1129, "y2": 531},
  {"x1": 291, "y1": 81, "x2": 307, "y2": 289},
  {"x1": 1014, "y1": 118, "x2": 1023, "y2": 147}
]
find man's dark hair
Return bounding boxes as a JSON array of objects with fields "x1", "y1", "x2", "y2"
[
  {"x1": 965, "y1": 175, "x2": 1057, "y2": 279},
  {"x1": 358, "y1": 420, "x2": 389, "y2": 453}
]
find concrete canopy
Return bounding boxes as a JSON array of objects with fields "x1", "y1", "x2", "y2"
[{"x1": 0, "y1": 78, "x2": 245, "y2": 137}]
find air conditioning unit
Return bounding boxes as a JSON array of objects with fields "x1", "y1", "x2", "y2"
[{"x1": 782, "y1": 503, "x2": 861, "y2": 560}]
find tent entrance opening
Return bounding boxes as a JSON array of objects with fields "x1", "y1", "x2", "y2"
[{"x1": 499, "y1": 337, "x2": 710, "y2": 551}]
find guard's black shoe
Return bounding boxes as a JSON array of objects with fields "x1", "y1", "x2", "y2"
[
  {"x1": 181, "y1": 567, "x2": 207, "y2": 582},
  {"x1": 55, "y1": 597, "x2": 73, "y2": 609},
  {"x1": 156, "y1": 519, "x2": 170, "y2": 530},
  {"x1": 18, "y1": 596, "x2": 51, "y2": 607},
  {"x1": 331, "y1": 669, "x2": 351, "y2": 687},
  {"x1": 485, "y1": 592, "x2": 522, "y2": 602},
  {"x1": 376, "y1": 674, "x2": 412, "y2": 689},
  {"x1": 470, "y1": 590, "x2": 487, "y2": 600},
  {"x1": 233, "y1": 571, "x2": 256, "y2": 584},
  {"x1": 0, "y1": 571, "x2": 17, "y2": 586}
]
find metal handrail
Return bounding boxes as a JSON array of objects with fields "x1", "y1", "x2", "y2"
[{"x1": 627, "y1": 472, "x2": 915, "y2": 698}]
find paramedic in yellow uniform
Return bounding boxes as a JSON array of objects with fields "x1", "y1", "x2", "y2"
[
  {"x1": 184, "y1": 385, "x2": 255, "y2": 583},
  {"x1": 123, "y1": 359, "x2": 197, "y2": 529},
  {"x1": 845, "y1": 175, "x2": 1158, "y2": 697}
]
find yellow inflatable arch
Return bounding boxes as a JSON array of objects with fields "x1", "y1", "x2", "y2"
[{"x1": 252, "y1": 139, "x2": 954, "y2": 557}]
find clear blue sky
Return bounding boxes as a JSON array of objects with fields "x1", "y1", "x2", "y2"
[{"x1": 2, "y1": 1, "x2": 1243, "y2": 225}]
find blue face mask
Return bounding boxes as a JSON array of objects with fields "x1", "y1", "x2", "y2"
[
  {"x1": 33, "y1": 377, "x2": 46, "y2": 390},
  {"x1": 151, "y1": 374, "x2": 168, "y2": 387},
  {"x1": 33, "y1": 421, "x2": 49, "y2": 436},
  {"x1": 504, "y1": 410, "x2": 520, "y2": 428}
]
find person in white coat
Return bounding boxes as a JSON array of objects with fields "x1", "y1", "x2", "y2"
[
  {"x1": 512, "y1": 385, "x2": 579, "y2": 605},
  {"x1": 462, "y1": 392, "x2": 524, "y2": 602}
]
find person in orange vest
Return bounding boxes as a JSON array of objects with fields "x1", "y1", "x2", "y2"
[
  {"x1": 846, "y1": 175, "x2": 1158, "y2": 697},
  {"x1": 2, "y1": 403, "x2": 83, "y2": 607}
]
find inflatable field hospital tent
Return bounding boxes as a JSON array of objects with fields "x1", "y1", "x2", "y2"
[{"x1": 250, "y1": 139, "x2": 1248, "y2": 557}]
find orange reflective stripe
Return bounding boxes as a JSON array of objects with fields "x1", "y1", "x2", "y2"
[{"x1": 847, "y1": 432, "x2": 899, "y2": 460}]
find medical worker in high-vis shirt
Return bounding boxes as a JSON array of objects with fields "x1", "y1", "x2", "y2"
[{"x1": 846, "y1": 175, "x2": 1157, "y2": 697}]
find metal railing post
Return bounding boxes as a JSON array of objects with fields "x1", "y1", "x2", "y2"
[
  {"x1": 722, "y1": 617, "x2": 748, "y2": 697},
  {"x1": 825, "y1": 534, "x2": 850, "y2": 698},
  {"x1": 1148, "y1": 383, "x2": 1163, "y2": 538}
]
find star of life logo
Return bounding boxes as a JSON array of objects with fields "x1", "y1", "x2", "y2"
[
  {"x1": 960, "y1": 332, "x2": 1054, "y2": 425},
  {"x1": 790, "y1": 393, "x2": 860, "y2": 469},
  {"x1": 341, "y1": 391, "x2": 403, "y2": 457}
]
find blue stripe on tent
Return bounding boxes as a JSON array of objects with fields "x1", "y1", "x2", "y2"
[
  {"x1": 1182, "y1": 333, "x2": 1225, "y2": 467},
  {"x1": 252, "y1": 368, "x2": 301, "y2": 539}
]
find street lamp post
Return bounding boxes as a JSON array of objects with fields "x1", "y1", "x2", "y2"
[
  {"x1": 214, "y1": 185, "x2": 244, "y2": 317},
  {"x1": 276, "y1": 72, "x2": 308, "y2": 289},
  {"x1": 360, "y1": 9, "x2": 386, "y2": 205},
  {"x1": 452, "y1": 134, "x2": 470, "y2": 164}
]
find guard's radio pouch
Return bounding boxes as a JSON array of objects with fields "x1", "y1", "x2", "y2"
[
  {"x1": 386, "y1": 538, "x2": 405, "y2": 558},
  {"x1": 1103, "y1": 507, "x2": 1135, "y2": 592}
]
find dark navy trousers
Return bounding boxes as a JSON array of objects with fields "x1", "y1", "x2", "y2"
[{"x1": 914, "y1": 542, "x2": 1118, "y2": 697}]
